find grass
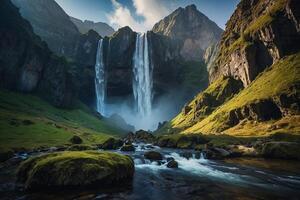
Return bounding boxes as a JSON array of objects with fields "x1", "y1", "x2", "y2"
[
  {"x1": 168, "y1": 76, "x2": 243, "y2": 132},
  {"x1": 0, "y1": 90, "x2": 125, "y2": 150},
  {"x1": 182, "y1": 53, "x2": 300, "y2": 135}
]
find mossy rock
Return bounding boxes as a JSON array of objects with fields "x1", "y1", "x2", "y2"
[
  {"x1": 69, "y1": 135, "x2": 83, "y2": 144},
  {"x1": 67, "y1": 144, "x2": 97, "y2": 151},
  {"x1": 100, "y1": 138, "x2": 123, "y2": 150},
  {"x1": 17, "y1": 151, "x2": 134, "y2": 190},
  {"x1": 0, "y1": 148, "x2": 14, "y2": 162},
  {"x1": 260, "y1": 142, "x2": 300, "y2": 160},
  {"x1": 120, "y1": 144, "x2": 135, "y2": 152}
]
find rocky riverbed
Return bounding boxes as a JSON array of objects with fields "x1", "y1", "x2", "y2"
[{"x1": 1, "y1": 142, "x2": 300, "y2": 200}]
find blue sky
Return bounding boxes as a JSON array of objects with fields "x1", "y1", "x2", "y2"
[{"x1": 55, "y1": 0, "x2": 240, "y2": 32}]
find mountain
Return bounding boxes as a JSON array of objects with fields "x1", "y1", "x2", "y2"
[
  {"x1": 70, "y1": 16, "x2": 115, "y2": 37},
  {"x1": 11, "y1": 0, "x2": 80, "y2": 59},
  {"x1": 158, "y1": 0, "x2": 300, "y2": 137},
  {"x1": 152, "y1": 4, "x2": 223, "y2": 61}
]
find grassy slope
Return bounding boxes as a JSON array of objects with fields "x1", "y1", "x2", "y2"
[
  {"x1": 181, "y1": 53, "x2": 300, "y2": 136},
  {"x1": 0, "y1": 90, "x2": 124, "y2": 150}
]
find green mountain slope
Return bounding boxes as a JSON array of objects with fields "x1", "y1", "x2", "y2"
[
  {"x1": 163, "y1": 53, "x2": 300, "y2": 136},
  {"x1": 0, "y1": 90, "x2": 124, "y2": 150}
]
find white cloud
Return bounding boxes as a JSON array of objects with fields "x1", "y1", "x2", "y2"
[{"x1": 108, "y1": 0, "x2": 169, "y2": 32}]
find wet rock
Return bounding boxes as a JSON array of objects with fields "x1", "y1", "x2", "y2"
[
  {"x1": 167, "y1": 157, "x2": 175, "y2": 162},
  {"x1": 100, "y1": 138, "x2": 123, "y2": 150},
  {"x1": 167, "y1": 160, "x2": 178, "y2": 168},
  {"x1": 17, "y1": 151, "x2": 135, "y2": 190},
  {"x1": 144, "y1": 151, "x2": 163, "y2": 161},
  {"x1": 120, "y1": 144, "x2": 135, "y2": 152},
  {"x1": 69, "y1": 135, "x2": 83, "y2": 144},
  {"x1": 260, "y1": 142, "x2": 300, "y2": 160},
  {"x1": 181, "y1": 152, "x2": 193, "y2": 159}
]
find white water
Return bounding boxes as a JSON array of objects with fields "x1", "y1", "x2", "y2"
[
  {"x1": 132, "y1": 32, "x2": 153, "y2": 117},
  {"x1": 95, "y1": 39, "x2": 106, "y2": 115}
]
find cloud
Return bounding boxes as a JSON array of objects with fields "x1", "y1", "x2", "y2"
[{"x1": 108, "y1": 0, "x2": 169, "y2": 32}]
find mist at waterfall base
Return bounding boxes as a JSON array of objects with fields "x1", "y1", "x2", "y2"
[{"x1": 104, "y1": 90, "x2": 187, "y2": 131}]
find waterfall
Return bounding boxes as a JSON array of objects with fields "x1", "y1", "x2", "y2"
[
  {"x1": 132, "y1": 33, "x2": 153, "y2": 117},
  {"x1": 95, "y1": 39, "x2": 106, "y2": 115}
]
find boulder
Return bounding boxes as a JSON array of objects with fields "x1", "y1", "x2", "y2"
[
  {"x1": 260, "y1": 142, "x2": 300, "y2": 160},
  {"x1": 17, "y1": 151, "x2": 134, "y2": 190},
  {"x1": 69, "y1": 135, "x2": 83, "y2": 144},
  {"x1": 144, "y1": 151, "x2": 163, "y2": 161},
  {"x1": 135, "y1": 130, "x2": 155, "y2": 143},
  {"x1": 167, "y1": 160, "x2": 178, "y2": 168},
  {"x1": 100, "y1": 138, "x2": 123, "y2": 150},
  {"x1": 120, "y1": 144, "x2": 135, "y2": 152}
]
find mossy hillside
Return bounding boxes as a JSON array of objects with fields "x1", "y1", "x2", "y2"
[
  {"x1": 183, "y1": 53, "x2": 300, "y2": 136},
  {"x1": 0, "y1": 90, "x2": 125, "y2": 150},
  {"x1": 18, "y1": 151, "x2": 134, "y2": 190},
  {"x1": 167, "y1": 76, "x2": 243, "y2": 132}
]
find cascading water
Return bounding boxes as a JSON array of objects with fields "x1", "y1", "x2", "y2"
[
  {"x1": 95, "y1": 39, "x2": 106, "y2": 115},
  {"x1": 132, "y1": 32, "x2": 153, "y2": 117}
]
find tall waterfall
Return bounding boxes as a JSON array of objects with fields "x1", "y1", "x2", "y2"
[
  {"x1": 132, "y1": 33, "x2": 153, "y2": 117},
  {"x1": 95, "y1": 39, "x2": 106, "y2": 115}
]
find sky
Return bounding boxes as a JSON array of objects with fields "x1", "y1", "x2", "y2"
[{"x1": 54, "y1": 0, "x2": 240, "y2": 32}]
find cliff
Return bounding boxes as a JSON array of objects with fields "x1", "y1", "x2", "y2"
[{"x1": 159, "y1": 0, "x2": 300, "y2": 137}]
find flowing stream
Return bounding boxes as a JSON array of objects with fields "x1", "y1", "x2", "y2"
[
  {"x1": 2, "y1": 144, "x2": 300, "y2": 200},
  {"x1": 95, "y1": 39, "x2": 106, "y2": 116}
]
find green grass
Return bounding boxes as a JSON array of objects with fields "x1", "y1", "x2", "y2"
[
  {"x1": 183, "y1": 53, "x2": 300, "y2": 135},
  {"x1": 0, "y1": 90, "x2": 125, "y2": 150}
]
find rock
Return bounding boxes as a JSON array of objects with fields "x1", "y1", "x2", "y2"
[
  {"x1": 166, "y1": 157, "x2": 175, "y2": 162},
  {"x1": 260, "y1": 142, "x2": 300, "y2": 160},
  {"x1": 210, "y1": 0, "x2": 300, "y2": 86},
  {"x1": 144, "y1": 151, "x2": 163, "y2": 161},
  {"x1": 69, "y1": 135, "x2": 83, "y2": 144},
  {"x1": 22, "y1": 119, "x2": 34, "y2": 125},
  {"x1": 17, "y1": 151, "x2": 135, "y2": 190},
  {"x1": 203, "y1": 147, "x2": 231, "y2": 160},
  {"x1": 0, "y1": 149, "x2": 14, "y2": 162},
  {"x1": 100, "y1": 138, "x2": 123, "y2": 150},
  {"x1": 167, "y1": 160, "x2": 178, "y2": 168},
  {"x1": 135, "y1": 130, "x2": 155, "y2": 143},
  {"x1": 180, "y1": 152, "x2": 193, "y2": 159},
  {"x1": 120, "y1": 144, "x2": 135, "y2": 152},
  {"x1": 67, "y1": 145, "x2": 96, "y2": 151}
]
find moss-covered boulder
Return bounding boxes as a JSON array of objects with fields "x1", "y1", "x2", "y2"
[
  {"x1": 69, "y1": 135, "x2": 83, "y2": 144},
  {"x1": 260, "y1": 142, "x2": 300, "y2": 160},
  {"x1": 100, "y1": 138, "x2": 123, "y2": 150},
  {"x1": 17, "y1": 151, "x2": 134, "y2": 190},
  {"x1": 120, "y1": 144, "x2": 135, "y2": 152}
]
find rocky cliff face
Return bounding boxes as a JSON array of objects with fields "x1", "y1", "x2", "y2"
[
  {"x1": 0, "y1": 0, "x2": 76, "y2": 107},
  {"x1": 209, "y1": 0, "x2": 300, "y2": 87},
  {"x1": 160, "y1": 0, "x2": 300, "y2": 136},
  {"x1": 152, "y1": 4, "x2": 223, "y2": 61},
  {"x1": 12, "y1": 0, "x2": 81, "y2": 59},
  {"x1": 70, "y1": 17, "x2": 115, "y2": 37}
]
